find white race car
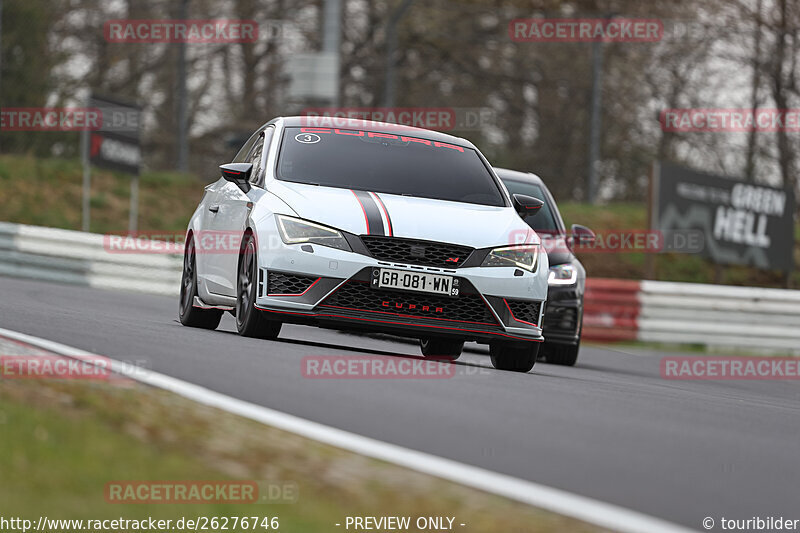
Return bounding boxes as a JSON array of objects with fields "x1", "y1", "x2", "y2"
[{"x1": 179, "y1": 117, "x2": 549, "y2": 371}]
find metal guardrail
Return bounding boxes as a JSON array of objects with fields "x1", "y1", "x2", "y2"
[
  {"x1": 2, "y1": 222, "x2": 799, "y2": 353},
  {"x1": 637, "y1": 280, "x2": 800, "y2": 353},
  {"x1": 0, "y1": 222, "x2": 182, "y2": 295}
]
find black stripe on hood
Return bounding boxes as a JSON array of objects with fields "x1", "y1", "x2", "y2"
[{"x1": 352, "y1": 190, "x2": 385, "y2": 236}]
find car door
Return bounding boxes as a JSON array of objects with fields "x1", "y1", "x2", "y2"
[{"x1": 205, "y1": 127, "x2": 274, "y2": 296}]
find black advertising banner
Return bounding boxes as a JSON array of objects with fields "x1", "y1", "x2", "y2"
[
  {"x1": 656, "y1": 162, "x2": 795, "y2": 272},
  {"x1": 88, "y1": 94, "x2": 142, "y2": 175}
]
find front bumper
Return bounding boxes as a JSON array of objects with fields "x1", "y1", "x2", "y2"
[
  {"x1": 542, "y1": 284, "x2": 583, "y2": 346},
  {"x1": 253, "y1": 236, "x2": 548, "y2": 344}
]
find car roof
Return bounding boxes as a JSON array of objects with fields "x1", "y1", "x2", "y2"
[
  {"x1": 493, "y1": 167, "x2": 546, "y2": 186},
  {"x1": 276, "y1": 116, "x2": 477, "y2": 149}
]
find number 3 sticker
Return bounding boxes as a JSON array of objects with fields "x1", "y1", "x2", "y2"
[{"x1": 295, "y1": 133, "x2": 321, "y2": 144}]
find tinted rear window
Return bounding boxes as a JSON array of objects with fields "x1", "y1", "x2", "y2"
[
  {"x1": 502, "y1": 179, "x2": 559, "y2": 232},
  {"x1": 277, "y1": 127, "x2": 506, "y2": 206}
]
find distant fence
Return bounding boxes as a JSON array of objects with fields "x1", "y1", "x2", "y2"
[
  {"x1": 2, "y1": 222, "x2": 799, "y2": 353},
  {"x1": 584, "y1": 278, "x2": 800, "y2": 354}
]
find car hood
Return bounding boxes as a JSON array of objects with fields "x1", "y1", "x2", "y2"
[{"x1": 269, "y1": 181, "x2": 539, "y2": 249}]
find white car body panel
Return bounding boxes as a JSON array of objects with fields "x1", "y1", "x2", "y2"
[
  {"x1": 187, "y1": 117, "x2": 549, "y2": 343},
  {"x1": 269, "y1": 180, "x2": 539, "y2": 249}
]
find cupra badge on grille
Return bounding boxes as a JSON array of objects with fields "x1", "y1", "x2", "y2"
[{"x1": 409, "y1": 245, "x2": 426, "y2": 257}]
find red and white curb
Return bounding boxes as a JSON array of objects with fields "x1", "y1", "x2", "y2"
[{"x1": 584, "y1": 279, "x2": 641, "y2": 342}]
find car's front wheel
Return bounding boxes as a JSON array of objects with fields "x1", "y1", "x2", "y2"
[
  {"x1": 419, "y1": 337, "x2": 463, "y2": 360},
  {"x1": 489, "y1": 341, "x2": 539, "y2": 372},
  {"x1": 179, "y1": 236, "x2": 223, "y2": 330},
  {"x1": 236, "y1": 232, "x2": 282, "y2": 339}
]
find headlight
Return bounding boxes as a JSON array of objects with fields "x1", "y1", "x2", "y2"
[
  {"x1": 481, "y1": 244, "x2": 540, "y2": 272},
  {"x1": 275, "y1": 215, "x2": 351, "y2": 252},
  {"x1": 548, "y1": 264, "x2": 577, "y2": 285}
]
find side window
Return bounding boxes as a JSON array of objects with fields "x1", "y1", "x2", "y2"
[
  {"x1": 232, "y1": 128, "x2": 264, "y2": 163},
  {"x1": 256, "y1": 127, "x2": 276, "y2": 184},
  {"x1": 247, "y1": 137, "x2": 265, "y2": 183},
  {"x1": 230, "y1": 125, "x2": 275, "y2": 185}
]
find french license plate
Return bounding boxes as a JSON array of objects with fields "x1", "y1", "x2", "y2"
[{"x1": 371, "y1": 268, "x2": 459, "y2": 297}]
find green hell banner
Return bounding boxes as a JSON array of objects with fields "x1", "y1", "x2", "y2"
[{"x1": 656, "y1": 162, "x2": 795, "y2": 272}]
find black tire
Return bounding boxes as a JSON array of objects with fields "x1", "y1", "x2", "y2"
[
  {"x1": 419, "y1": 337, "x2": 464, "y2": 360},
  {"x1": 236, "y1": 233, "x2": 282, "y2": 339},
  {"x1": 489, "y1": 341, "x2": 539, "y2": 372},
  {"x1": 179, "y1": 236, "x2": 223, "y2": 329},
  {"x1": 545, "y1": 341, "x2": 580, "y2": 366}
]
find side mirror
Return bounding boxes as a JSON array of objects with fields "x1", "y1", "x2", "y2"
[
  {"x1": 569, "y1": 224, "x2": 596, "y2": 249},
  {"x1": 220, "y1": 163, "x2": 253, "y2": 193},
  {"x1": 512, "y1": 194, "x2": 544, "y2": 217}
]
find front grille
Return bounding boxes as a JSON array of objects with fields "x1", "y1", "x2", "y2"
[
  {"x1": 360, "y1": 235, "x2": 473, "y2": 268},
  {"x1": 543, "y1": 304, "x2": 578, "y2": 333},
  {"x1": 506, "y1": 299, "x2": 542, "y2": 325},
  {"x1": 268, "y1": 272, "x2": 318, "y2": 295},
  {"x1": 320, "y1": 281, "x2": 497, "y2": 325}
]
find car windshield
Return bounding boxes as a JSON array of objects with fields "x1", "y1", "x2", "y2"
[
  {"x1": 277, "y1": 127, "x2": 506, "y2": 206},
  {"x1": 501, "y1": 179, "x2": 560, "y2": 233}
]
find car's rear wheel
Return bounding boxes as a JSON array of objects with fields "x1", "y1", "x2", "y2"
[
  {"x1": 489, "y1": 341, "x2": 539, "y2": 372},
  {"x1": 545, "y1": 341, "x2": 580, "y2": 366},
  {"x1": 179, "y1": 236, "x2": 223, "y2": 329},
  {"x1": 419, "y1": 337, "x2": 464, "y2": 360},
  {"x1": 236, "y1": 233, "x2": 282, "y2": 339}
]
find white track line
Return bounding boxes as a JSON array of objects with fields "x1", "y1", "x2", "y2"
[{"x1": 0, "y1": 327, "x2": 695, "y2": 533}]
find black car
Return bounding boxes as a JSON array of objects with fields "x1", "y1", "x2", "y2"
[{"x1": 495, "y1": 168, "x2": 595, "y2": 366}]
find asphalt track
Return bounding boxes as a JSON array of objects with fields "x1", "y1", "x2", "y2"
[{"x1": 1, "y1": 275, "x2": 799, "y2": 531}]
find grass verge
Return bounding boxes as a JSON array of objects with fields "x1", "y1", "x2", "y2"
[
  {"x1": 0, "y1": 371, "x2": 605, "y2": 533},
  {"x1": 0, "y1": 154, "x2": 200, "y2": 234}
]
